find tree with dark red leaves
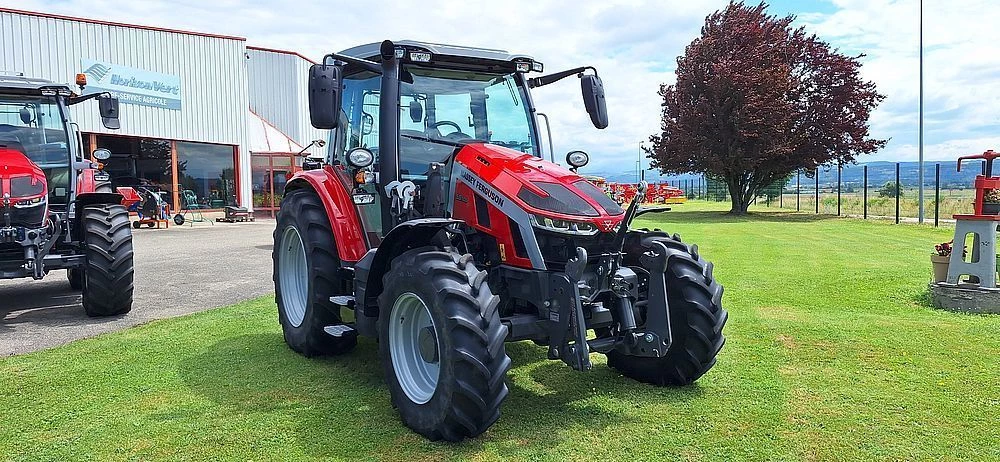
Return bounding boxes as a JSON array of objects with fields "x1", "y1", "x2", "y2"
[{"x1": 647, "y1": 1, "x2": 887, "y2": 214}]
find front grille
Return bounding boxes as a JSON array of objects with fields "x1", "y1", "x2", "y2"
[
  {"x1": 1, "y1": 204, "x2": 46, "y2": 228},
  {"x1": 0, "y1": 243, "x2": 25, "y2": 270},
  {"x1": 534, "y1": 229, "x2": 620, "y2": 270}
]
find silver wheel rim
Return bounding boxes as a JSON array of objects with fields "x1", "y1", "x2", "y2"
[
  {"x1": 389, "y1": 292, "x2": 440, "y2": 404},
  {"x1": 279, "y1": 226, "x2": 308, "y2": 328}
]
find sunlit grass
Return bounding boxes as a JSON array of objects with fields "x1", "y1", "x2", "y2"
[{"x1": 2, "y1": 201, "x2": 997, "y2": 461}]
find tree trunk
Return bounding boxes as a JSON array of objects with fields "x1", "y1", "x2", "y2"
[{"x1": 727, "y1": 182, "x2": 751, "y2": 215}]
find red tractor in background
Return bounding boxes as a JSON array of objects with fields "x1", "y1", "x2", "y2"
[
  {"x1": 273, "y1": 41, "x2": 726, "y2": 441},
  {"x1": 0, "y1": 73, "x2": 134, "y2": 316}
]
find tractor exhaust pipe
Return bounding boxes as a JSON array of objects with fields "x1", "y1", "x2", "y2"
[{"x1": 379, "y1": 40, "x2": 401, "y2": 229}]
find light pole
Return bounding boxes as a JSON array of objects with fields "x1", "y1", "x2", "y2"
[
  {"x1": 918, "y1": 0, "x2": 925, "y2": 223},
  {"x1": 637, "y1": 141, "x2": 643, "y2": 182}
]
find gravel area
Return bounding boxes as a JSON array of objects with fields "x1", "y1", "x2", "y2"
[{"x1": 0, "y1": 219, "x2": 276, "y2": 356}]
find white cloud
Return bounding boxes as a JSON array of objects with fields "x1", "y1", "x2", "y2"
[
  {"x1": 5, "y1": 0, "x2": 997, "y2": 173},
  {"x1": 798, "y1": 0, "x2": 1000, "y2": 162}
]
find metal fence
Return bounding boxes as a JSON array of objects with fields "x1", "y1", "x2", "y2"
[{"x1": 657, "y1": 162, "x2": 983, "y2": 226}]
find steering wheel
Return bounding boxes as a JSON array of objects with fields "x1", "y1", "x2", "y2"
[{"x1": 429, "y1": 120, "x2": 469, "y2": 139}]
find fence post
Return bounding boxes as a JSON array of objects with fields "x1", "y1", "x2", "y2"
[
  {"x1": 863, "y1": 165, "x2": 868, "y2": 219},
  {"x1": 796, "y1": 170, "x2": 801, "y2": 211},
  {"x1": 896, "y1": 162, "x2": 903, "y2": 225},
  {"x1": 935, "y1": 163, "x2": 941, "y2": 227},
  {"x1": 837, "y1": 163, "x2": 842, "y2": 216},
  {"x1": 815, "y1": 172, "x2": 819, "y2": 214}
]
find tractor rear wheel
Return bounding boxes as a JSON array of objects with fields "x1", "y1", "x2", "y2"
[
  {"x1": 606, "y1": 230, "x2": 727, "y2": 385},
  {"x1": 378, "y1": 248, "x2": 511, "y2": 441},
  {"x1": 81, "y1": 204, "x2": 134, "y2": 317},
  {"x1": 273, "y1": 189, "x2": 356, "y2": 357}
]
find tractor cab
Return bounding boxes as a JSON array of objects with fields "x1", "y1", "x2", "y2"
[
  {"x1": 309, "y1": 41, "x2": 611, "y2": 244},
  {"x1": 0, "y1": 74, "x2": 120, "y2": 212}
]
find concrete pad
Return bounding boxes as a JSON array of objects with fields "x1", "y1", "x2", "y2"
[{"x1": 0, "y1": 219, "x2": 276, "y2": 356}]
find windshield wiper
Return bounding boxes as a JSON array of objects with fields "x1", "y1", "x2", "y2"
[{"x1": 401, "y1": 133, "x2": 480, "y2": 148}]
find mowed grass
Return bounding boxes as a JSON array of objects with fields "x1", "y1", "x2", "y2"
[{"x1": 2, "y1": 201, "x2": 998, "y2": 461}]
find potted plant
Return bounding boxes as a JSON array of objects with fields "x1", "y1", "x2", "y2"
[
  {"x1": 984, "y1": 189, "x2": 1000, "y2": 215},
  {"x1": 932, "y1": 241, "x2": 954, "y2": 283}
]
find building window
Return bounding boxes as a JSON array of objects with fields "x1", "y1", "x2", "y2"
[
  {"x1": 96, "y1": 134, "x2": 173, "y2": 203},
  {"x1": 176, "y1": 141, "x2": 237, "y2": 208}
]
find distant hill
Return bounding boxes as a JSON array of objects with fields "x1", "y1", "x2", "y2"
[{"x1": 592, "y1": 160, "x2": 983, "y2": 190}]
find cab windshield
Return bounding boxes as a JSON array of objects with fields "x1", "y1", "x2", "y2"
[
  {"x1": 0, "y1": 95, "x2": 71, "y2": 168},
  {"x1": 0, "y1": 95, "x2": 73, "y2": 203}
]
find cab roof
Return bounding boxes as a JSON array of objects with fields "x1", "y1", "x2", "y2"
[
  {"x1": 339, "y1": 40, "x2": 535, "y2": 63},
  {"x1": 0, "y1": 75, "x2": 71, "y2": 94}
]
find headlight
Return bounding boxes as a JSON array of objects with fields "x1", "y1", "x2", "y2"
[
  {"x1": 566, "y1": 150, "x2": 589, "y2": 168},
  {"x1": 347, "y1": 147, "x2": 374, "y2": 168},
  {"x1": 530, "y1": 214, "x2": 598, "y2": 235},
  {"x1": 14, "y1": 196, "x2": 46, "y2": 208}
]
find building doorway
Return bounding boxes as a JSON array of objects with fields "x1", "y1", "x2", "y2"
[{"x1": 251, "y1": 153, "x2": 299, "y2": 217}]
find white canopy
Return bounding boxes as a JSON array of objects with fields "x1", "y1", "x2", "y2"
[{"x1": 248, "y1": 109, "x2": 303, "y2": 154}]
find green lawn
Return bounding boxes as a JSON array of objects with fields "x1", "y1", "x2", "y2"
[{"x1": 2, "y1": 201, "x2": 998, "y2": 461}]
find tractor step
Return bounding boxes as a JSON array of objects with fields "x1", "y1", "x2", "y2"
[
  {"x1": 329, "y1": 295, "x2": 355, "y2": 306},
  {"x1": 323, "y1": 324, "x2": 357, "y2": 338}
]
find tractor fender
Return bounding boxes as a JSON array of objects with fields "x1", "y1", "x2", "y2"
[
  {"x1": 283, "y1": 167, "x2": 368, "y2": 263},
  {"x1": 352, "y1": 218, "x2": 462, "y2": 337},
  {"x1": 71, "y1": 192, "x2": 126, "y2": 243}
]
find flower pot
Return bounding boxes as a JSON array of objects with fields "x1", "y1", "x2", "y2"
[
  {"x1": 983, "y1": 202, "x2": 1000, "y2": 215},
  {"x1": 931, "y1": 254, "x2": 950, "y2": 283}
]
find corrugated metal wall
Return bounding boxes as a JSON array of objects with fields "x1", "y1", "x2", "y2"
[
  {"x1": 0, "y1": 10, "x2": 248, "y2": 146},
  {"x1": 0, "y1": 9, "x2": 252, "y2": 208},
  {"x1": 247, "y1": 48, "x2": 328, "y2": 154}
]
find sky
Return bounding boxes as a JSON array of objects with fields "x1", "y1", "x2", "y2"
[{"x1": 5, "y1": 0, "x2": 999, "y2": 179}]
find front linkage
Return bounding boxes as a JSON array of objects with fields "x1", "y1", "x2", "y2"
[{"x1": 542, "y1": 182, "x2": 673, "y2": 371}]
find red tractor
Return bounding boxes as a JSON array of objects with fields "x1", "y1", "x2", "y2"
[
  {"x1": 273, "y1": 41, "x2": 726, "y2": 440},
  {"x1": 0, "y1": 74, "x2": 134, "y2": 316}
]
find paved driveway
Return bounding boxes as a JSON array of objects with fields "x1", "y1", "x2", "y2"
[{"x1": 0, "y1": 219, "x2": 276, "y2": 356}]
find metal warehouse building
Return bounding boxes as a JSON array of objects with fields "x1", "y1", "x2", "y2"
[{"x1": 0, "y1": 7, "x2": 325, "y2": 215}]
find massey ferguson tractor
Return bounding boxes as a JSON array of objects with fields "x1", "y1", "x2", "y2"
[
  {"x1": 0, "y1": 73, "x2": 134, "y2": 316},
  {"x1": 272, "y1": 41, "x2": 726, "y2": 440}
]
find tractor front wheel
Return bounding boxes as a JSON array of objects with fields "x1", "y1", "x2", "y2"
[
  {"x1": 67, "y1": 268, "x2": 83, "y2": 290},
  {"x1": 378, "y1": 248, "x2": 511, "y2": 441},
  {"x1": 606, "y1": 230, "x2": 727, "y2": 385},
  {"x1": 81, "y1": 204, "x2": 134, "y2": 317},
  {"x1": 273, "y1": 189, "x2": 356, "y2": 357}
]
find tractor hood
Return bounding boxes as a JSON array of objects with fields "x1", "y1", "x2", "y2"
[
  {"x1": 0, "y1": 147, "x2": 48, "y2": 228},
  {"x1": 453, "y1": 143, "x2": 625, "y2": 231}
]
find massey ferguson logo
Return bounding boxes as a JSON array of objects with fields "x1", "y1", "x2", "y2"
[
  {"x1": 460, "y1": 171, "x2": 504, "y2": 207},
  {"x1": 599, "y1": 219, "x2": 617, "y2": 232}
]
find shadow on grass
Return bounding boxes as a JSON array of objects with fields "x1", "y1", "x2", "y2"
[
  {"x1": 911, "y1": 287, "x2": 935, "y2": 308},
  {"x1": 178, "y1": 332, "x2": 706, "y2": 458},
  {"x1": 637, "y1": 210, "x2": 841, "y2": 225}
]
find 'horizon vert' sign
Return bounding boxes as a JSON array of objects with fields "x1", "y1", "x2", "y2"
[{"x1": 80, "y1": 59, "x2": 181, "y2": 110}]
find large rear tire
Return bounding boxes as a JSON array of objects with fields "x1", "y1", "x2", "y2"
[
  {"x1": 81, "y1": 204, "x2": 134, "y2": 317},
  {"x1": 605, "y1": 230, "x2": 727, "y2": 385},
  {"x1": 273, "y1": 188, "x2": 356, "y2": 357},
  {"x1": 378, "y1": 248, "x2": 511, "y2": 441}
]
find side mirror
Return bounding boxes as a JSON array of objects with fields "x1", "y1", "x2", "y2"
[
  {"x1": 409, "y1": 100, "x2": 423, "y2": 123},
  {"x1": 309, "y1": 64, "x2": 343, "y2": 129},
  {"x1": 302, "y1": 156, "x2": 324, "y2": 171},
  {"x1": 19, "y1": 108, "x2": 31, "y2": 125},
  {"x1": 98, "y1": 96, "x2": 120, "y2": 130},
  {"x1": 580, "y1": 74, "x2": 608, "y2": 129}
]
